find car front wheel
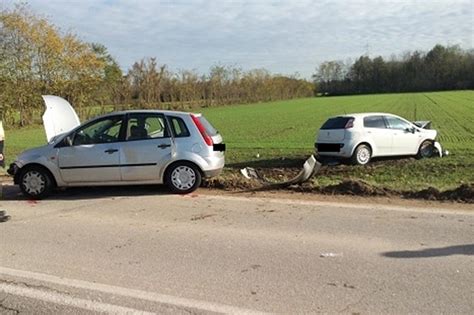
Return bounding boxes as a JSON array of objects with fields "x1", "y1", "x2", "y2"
[
  {"x1": 165, "y1": 162, "x2": 202, "y2": 194},
  {"x1": 416, "y1": 140, "x2": 434, "y2": 159},
  {"x1": 19, "y1": 166, "x2": 54, "y2": 199},
  {"x1": 351, "y1": 144, "x2": 372, "y2": 165}
]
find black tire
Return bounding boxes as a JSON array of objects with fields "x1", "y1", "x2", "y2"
[
  {"x1": 351, "y1": 144, "x2": 372, "y2": 165},
  {"x1": 19, "y1": 166, "x2": 54, "y2": 199},
  {"x1": 416, "y1": 140, "x2": 434, "y2": 159},
  {"x1": 165, "y1": 162, "x2": 202, "y2": 194}
]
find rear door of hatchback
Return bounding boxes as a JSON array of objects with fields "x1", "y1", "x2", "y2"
[{"x1": 120, "y1": 112, "x2": 172, "y2": 181}]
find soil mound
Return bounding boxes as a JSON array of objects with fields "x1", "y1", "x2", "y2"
[
  {"x1": 318, "y1": 179, "x2": 391, "y2": 196},
  {"x1": 404, "y1": 184, "x2": 474, "y2": 203},
  {"x1": 202, "y1": 173, "x2": 258, "y2": 190}
]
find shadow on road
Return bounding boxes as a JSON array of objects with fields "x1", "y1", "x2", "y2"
[
  {"x1": 382, "y1": 244, "x2": 474, "y2": 258},
  {"x1": 1, "y1": 184, "x2": 170, "y2": 201}
]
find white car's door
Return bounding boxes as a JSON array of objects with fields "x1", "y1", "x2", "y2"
[
  {"x1": 362, "y1": 115, "x2": 392, "y2": 156},
  {"x1": 384, "y1": 116, "x2": 420, "y2": 155},
  {"x1": 120, "y1": 113, "x2": 172, "y2": 182},
  {"x1": 57, "y1": 115, "x2": 124, "y2": 183}
]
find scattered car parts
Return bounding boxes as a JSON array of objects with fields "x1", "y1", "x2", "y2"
[{"x1": 240, "y1": 155, "x2": 321, "y2": 187}]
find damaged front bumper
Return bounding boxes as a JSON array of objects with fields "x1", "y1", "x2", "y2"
[
  {"x1": 7, "y1": 163, "x2": 20, "y2": 184},
  {"x1": 433, "y1": 141, "x2": 448, "y2": 157}
]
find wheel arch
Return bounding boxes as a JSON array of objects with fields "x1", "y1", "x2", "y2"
[
  {"x1": 351, "y1": 141, "x2": 373, "y2": 156},
  {"x1": 163, "y1": 160, "x2": 204, "y2": 184},
  {"x1": 17, "y1": 163, "x2": 58, "y2": 187}
]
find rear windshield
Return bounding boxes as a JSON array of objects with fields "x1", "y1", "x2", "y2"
[
  {"x1": 198, "y1": 116, "x2": 218, "y2": 136},
  {"x1": 320, "y1": 117, "x2": 353, "y2": 130}
]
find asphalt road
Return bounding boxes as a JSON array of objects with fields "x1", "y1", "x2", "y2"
[{"x1": 0, "y1": 185, "x2": 473, "y2": 314}]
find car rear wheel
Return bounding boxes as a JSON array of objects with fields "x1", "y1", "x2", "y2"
[
  {"x1": 166, "y1": 162, "x2": 202, "y2": 194},
  {"x1": 351, "y1": 144, "x2": 372, "y2": 165},
  {"x1": 19, "y1": 166, "x2": 54, "y2": 199},
  {"x1": 416, "y1": 140, "x2": 434, "y2": 159}
]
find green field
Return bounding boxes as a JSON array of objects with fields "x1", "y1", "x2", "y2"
[{"x1": 5, "y1": 91, "x2": 474, "y2": 191}]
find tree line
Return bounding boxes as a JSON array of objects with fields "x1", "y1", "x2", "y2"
[
  {"x1": 313, "y1": 45, "x2": 474, "y2": 96},
  {"x1": 0, "y1": 4, "x2": 313, "y2": 126},
  {"x1": 2, "y1": 4, "x2": 473, "y2": 126}
]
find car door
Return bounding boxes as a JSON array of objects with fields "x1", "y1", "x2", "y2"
[
  {"x1": 120, "y1": 113, "x2": 172, "y2": 182},
  {"x1": 384, "y1": 116, "x2": 420, "y2": 155},
  {"x1": 362, "y1": 115, "x2": 392, "y2": 156},
  {"x1": 57, "y1": 115, "x2": 125, "y2": 183}
]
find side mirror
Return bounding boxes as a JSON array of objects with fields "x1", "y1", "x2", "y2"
[
  {"x1": 405, "y1": 127, "x2": 415, "y2": 134},
  {"x1": 54, "y1": 135, "x2": 73, "y2": 148}
]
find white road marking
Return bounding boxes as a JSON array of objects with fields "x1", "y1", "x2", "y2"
[
  {"x1": 0, "y1": 267, "x2": 267, "y2": 315},
  {"x1": 0, "y1": 282, "x2": 155, "y2": 314}
]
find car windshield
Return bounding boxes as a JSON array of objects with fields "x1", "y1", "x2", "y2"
[{"x1": 321, "y1": 117, "x2": 353, "y2": 129}]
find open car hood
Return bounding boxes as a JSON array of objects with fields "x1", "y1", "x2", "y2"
[
  {"x1": 413, "y1": 120, "x2": 432, "y2": 129},
  {"x1": 42, "y1": 95, "x2": 81, "y2": 142}
]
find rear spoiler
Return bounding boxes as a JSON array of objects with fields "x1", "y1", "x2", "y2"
[{"x1": 413, "y1": 120, "x2": 432, "y2": 129}]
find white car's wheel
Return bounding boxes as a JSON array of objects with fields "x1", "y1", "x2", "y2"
[
  {"x1": 416, "y1": 140, "x2": 434, "y2": 159},
  {"x1": 19, "y1": 166, "x2": 54, "y2": 199},
  {"x1": 351, "y1": 144, "x2": 372, "y2": 165},
  {"x1": 166, "y1": 162, "x2": 202, "y2": 194}
]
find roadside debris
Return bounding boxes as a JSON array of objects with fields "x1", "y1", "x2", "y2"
[
  {"x1": 320, "y1": 252, "x2": 343, "y2": 258},
  {"x1": 190, "y1": 213, "x2": 216, "y2": 221},
  {"x1": 0, "y1": 210, "x2": 11, "y2": 223},
  {"x1": 240, "y1": 155, "x2": 321, "y2": 188}
]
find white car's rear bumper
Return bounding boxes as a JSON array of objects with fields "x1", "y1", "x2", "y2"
[{"x1": 315, "y1": 141, "x2": 354, "y2": 158}]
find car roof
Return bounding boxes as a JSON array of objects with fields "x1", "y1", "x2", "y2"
[
  {"x1": 94, "y1": 109, "x2": 199, "y2": 119},
  {"x1": 331, "y1": 113, "x2": 403, "y2": 119}
]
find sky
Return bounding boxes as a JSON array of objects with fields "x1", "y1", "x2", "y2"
[{"x1": 7, "y1": 0, "x2": 474, "y2": 78}]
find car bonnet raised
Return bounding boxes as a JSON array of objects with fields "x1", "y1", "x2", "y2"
[{"x1": 42, "y1": 95, "x2": 81, "y2": 142}]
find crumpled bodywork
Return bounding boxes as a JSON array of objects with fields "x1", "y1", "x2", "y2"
[
  {"x1": 413, "y1": 120, "x2": 432, "y2": 129},
  {"x1": 433, "y1": 141, "x2": 446, "y2": 157},
  {"x1": 241, "y1": 155, "x2": 321, "y2": 187}
]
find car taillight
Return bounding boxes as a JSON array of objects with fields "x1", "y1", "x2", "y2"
[
  {"x1": 345, "y1": 118, "x2": 354, "y2": 129},
  {"x1": 191, "y1": 114, "x2": 213, "y2": 146}
]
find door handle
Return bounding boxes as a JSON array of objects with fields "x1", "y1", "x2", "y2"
[
  {"x1": 157, "y1": 144, "x2": 171, "y2": 149},
  {"x1": 104, "y1": 149, "x2": 118, "y2": 154}
]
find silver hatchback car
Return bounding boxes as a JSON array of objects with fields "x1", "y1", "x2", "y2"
[{"x1": 8, "y1": 95, "x2": 225, "y2": 199}]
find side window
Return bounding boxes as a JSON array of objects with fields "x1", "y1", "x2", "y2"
[
  {"x1": 364, "y1": 116, "x2": 386, "y2": 128},
  {"x1": 73, "y1": 116, "x2": 123, "y2": 145},
  {"x1": 385, "y1": 116, "x2": 411, "y2": 130},
  {"x1": 169, "y1": 116, "x2": 190, "y2": 137},
  {"x1": 126, "y1": 113, "x2": 169, "y2": 141}
]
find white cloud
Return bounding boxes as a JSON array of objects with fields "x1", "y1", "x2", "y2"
[{"x1": 15, "y1": 0, "x2": 473, "y2": 78}]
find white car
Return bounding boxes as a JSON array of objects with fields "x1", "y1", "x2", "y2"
[
  {"x1": 8, "y1": 96, "x2": 225, "y2": 199},
  {"x1": 315, "y1": 113, "x2": 438, "y2": 165}
]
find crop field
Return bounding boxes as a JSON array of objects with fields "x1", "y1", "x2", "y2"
[{"x1": 5, "y1": 91, "x2": 474, "y2": 192}]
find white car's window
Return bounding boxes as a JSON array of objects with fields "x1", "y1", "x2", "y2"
[
  {"x1": 385, "y1": 116, "x2": 412, "y2": 130},
  {"x1": 364, "y1": 116, "x2": 386, "y2": 128},
  {"x1": 73, "y1": 116, "x2": 123, "y2": 145},
  {"x1": 126, "y1": 113, "x2": 168, "y2": 141}
]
